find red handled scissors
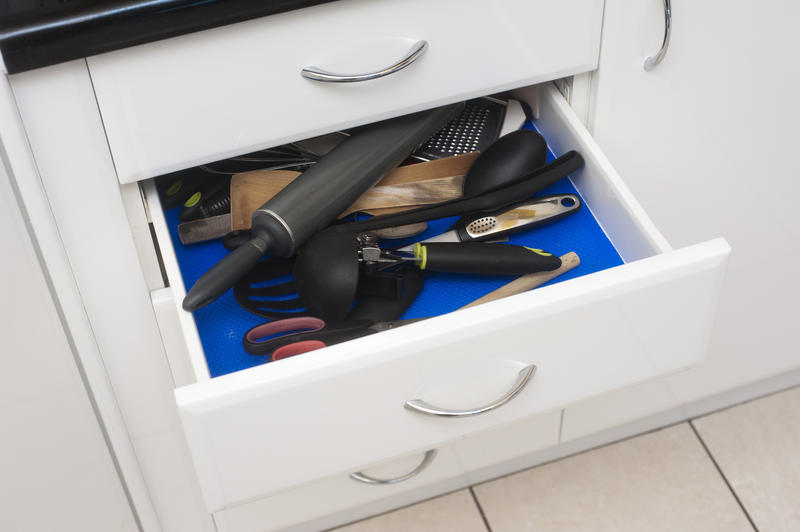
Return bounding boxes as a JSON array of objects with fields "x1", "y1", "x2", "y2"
[{"x1": 243, "y1": 317, "x2": 424, "y2": 360}]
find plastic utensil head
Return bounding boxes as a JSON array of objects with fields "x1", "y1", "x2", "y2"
[
  {"x1": 293, "y1": 229, "x2": 362, "y2": 323},
  {"x1": 462, "y1": 129, "x2": 548, "y2": 197}
]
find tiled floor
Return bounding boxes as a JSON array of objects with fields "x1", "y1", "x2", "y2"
[{"x1": 334, "y1": 386, "x2": 800, "y2": 532}]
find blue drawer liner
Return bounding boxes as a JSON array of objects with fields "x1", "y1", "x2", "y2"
[{"x1": 164, "y1": 123, "x2": 624, "y2": 378}]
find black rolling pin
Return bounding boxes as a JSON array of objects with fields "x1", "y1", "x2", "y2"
[{"x1": 183, "y1": 102, "x2": 464, "y2": 311}]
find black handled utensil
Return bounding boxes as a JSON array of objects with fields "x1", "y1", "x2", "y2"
[
  {"x1": 336, "y1": 150, "x2": 584, "y2": 236},
  {"x1": 182, "y1": 102, "x2": 464, "y2": 311},
  {"x1": 378, "y1": 242, "x2": 562, "y2": 275},
  {"x1": 396, "y1": 193, "x2": 581, "y2": 250}
]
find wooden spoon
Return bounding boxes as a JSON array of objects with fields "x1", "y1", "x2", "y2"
[
  {"x1": 460, "y1": 252, "x2": 580, "y2": 308},
  {"x1": 230, "y1": 152, "x2": 478, "y2": 231}
]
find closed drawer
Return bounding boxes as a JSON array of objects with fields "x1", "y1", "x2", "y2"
[
  {"x1": 87, "y1": 0, "x2": 603, "y2": 183},
  {"x1": 144, "y1": 85, "x2": 730, "y2": 512},
  {"x1": 453, "y1": 408, "x2": 562, "y2": 477},
  {"x1": 214, "y1": 411, "x2": 561, "y2": 532},
  {"x1": 213, "y1": 447, "x2": 464, "y2": 532}
]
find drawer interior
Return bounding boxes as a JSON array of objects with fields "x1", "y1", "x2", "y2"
[
  {"x1": 143, "y1": 84, "x2": 667, "y2": 384},
  {"x1": 160, "y1": 124, "x2": 623, "y2": 378}
]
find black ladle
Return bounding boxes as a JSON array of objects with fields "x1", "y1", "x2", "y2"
[
  {"x1": 294, "y1": 147, "x2": 585, "y2": 322},
  {"x1": 461, "y1": 128, "x2": 548, "y2": 197},
  {"x1": 407, "y1": 129, "x2": 547, "y2": 234},
  {"x1": 293, "y1": 229, "x2": 362, "y2": 323}
]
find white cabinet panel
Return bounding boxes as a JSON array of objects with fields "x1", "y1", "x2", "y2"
[
  {"x1": 576, "y1": 0, "x2": 800, "y2": 436},
  {"x1": 0, "y1": 146, "x2": 137, "y2": 532},
  {"x1": 454, "y1": 409, "x2": 562, "y2": 478},
  {"x1": 8, "y1": 60, "x2": 215, "y2": 532}
]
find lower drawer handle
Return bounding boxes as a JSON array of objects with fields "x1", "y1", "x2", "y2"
[
  {"x1": 349, "y1": 450, "x2": 437, "y2": 485},
  {"x1": 301, "y1": 40, "x2": 428, "y2": 83},
  {"x1": 404, "y1": 365, "x2": 536, "y2": 418}
]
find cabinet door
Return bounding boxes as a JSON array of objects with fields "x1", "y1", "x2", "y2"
[
  {"x1": 0, "y1": 151, "x2": 138, "y2": 531},
  {"x1": 565, "y1": 0, "x2": 800, "y2": 437}
]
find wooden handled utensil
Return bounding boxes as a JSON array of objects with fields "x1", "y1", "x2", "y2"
[
  {"x1": 230, "y1": 152, "x2": 478, "y2": 231},
  {"x1": 460, "y1": 252, "x2": 580, "y2": 309}
]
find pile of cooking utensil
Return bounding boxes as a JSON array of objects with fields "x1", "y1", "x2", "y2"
[{"x1": 161, "y1": 97, "x2": 586, "y2": 361}]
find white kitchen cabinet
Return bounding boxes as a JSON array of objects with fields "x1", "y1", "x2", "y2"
[
  {"x1": 562, "y1": 0, "x2": 800, "y2": 440},
  {"x1": 5, "y1": 60, "x2": 215, "y2": 532},
  {"x1": 0, "y1": 0, "x2": 755, "y2": 529},
  {"x1": 0, "y1": 132, "x2": 138, "y2": 531}
]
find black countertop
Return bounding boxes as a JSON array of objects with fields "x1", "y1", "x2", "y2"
[{"x1": 0, "y1": 0, "x2": 339, "y2": 74}]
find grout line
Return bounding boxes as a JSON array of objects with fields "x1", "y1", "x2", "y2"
[
  {"x1": 323, "y1": 486, "x2": 477, "y2": 530},
  {"x1": 469, "y1": 487, "x2": 493, "y2": 532},
  {"x1": 688, "y1": 421, "x2": 760, "y2": 532}
]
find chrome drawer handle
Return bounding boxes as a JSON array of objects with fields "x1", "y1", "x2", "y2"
[
  {"x1": 349, "y1": 450, "x2": 437, "y2": 485},
  {"x1": 404, "y1": 365, "x2": 536, "y2": 418},
  {"x1": 301, "y1": 40, "x2": 428, "y2": 83},
  {"x1": 644, "y1": 0, "x2": 672, "y2": 71}
]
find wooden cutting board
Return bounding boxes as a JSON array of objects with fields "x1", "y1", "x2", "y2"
[{"x1": 230, "y1": 152, "x2": 478, "y2": 230}]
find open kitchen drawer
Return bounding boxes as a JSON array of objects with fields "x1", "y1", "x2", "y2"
[{"x1": 135, "y1": 83, "x2": 730, "y2": 513}]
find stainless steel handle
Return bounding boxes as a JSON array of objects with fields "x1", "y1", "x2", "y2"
[
  {"x1": 404, "y1": 365, "x2": 536, "y2": 418},
  {"x1": 301, "y1": 40, "x2": 428, "y2": 83},
  {"x1": 349, "y1": 450, "x2": 437, "y2": 485},
  {"x1": 644, "y1": 0, "x2": 672, "y2": 71}
]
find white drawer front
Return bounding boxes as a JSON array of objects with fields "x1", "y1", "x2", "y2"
[
  {"x1": 213, "y1": 447, "x2": 464, "y2": 532},
  {"x1": 164, "y1": 86, "x2": 730, "y2": 512},
  {"x1": 453, "y1": 409, "x2": 562, "y2": 476},
  {"x1": 213, "y1": 413, "x2": 563, "y2": 532},
  {"x1": 177, "y1": 240, "x2": 728, "y2": 512},
  {"x1": 87, "y1": 0, "x2": 603, "y2": 183}
]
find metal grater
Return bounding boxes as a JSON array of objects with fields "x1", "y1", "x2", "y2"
[{"x1": 412, "y1": 97, "x2": 507, "y2": 160}]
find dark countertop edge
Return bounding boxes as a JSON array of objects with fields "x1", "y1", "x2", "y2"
[{"x1": 1, "y1": 0, "x2": 338, "y2": 74}]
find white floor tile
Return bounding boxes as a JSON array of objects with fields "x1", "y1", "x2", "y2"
[
  {"x1": 472, "y1": 423, "x2": 752, "y2": 532},
  {"x1": 693, "y1": 386, "x2": 800, "y2": 532},
  {"x1": 332, "y1": 489, "x2": 486, "y2": 532}
]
